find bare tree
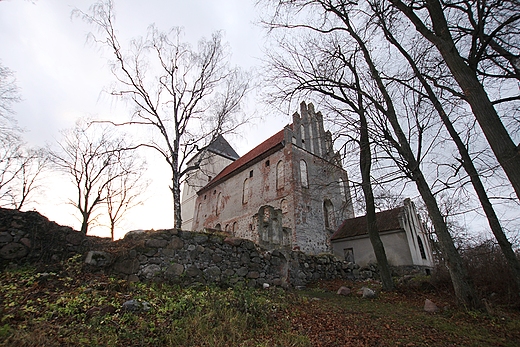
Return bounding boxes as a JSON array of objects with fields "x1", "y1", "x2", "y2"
[
  {"x1": 262, "y1": 0, "x2": 481, "y2": 308},
  {"x1": 372, "y1": 3, "x2": 520, "y2": 293},
  {"x1": 0, "y1": 61, "x2": 21, "y2": 130},
  {"x1": 105, "y1": 150, "x2": 148, "y2": 240},
  {"x1": 76, "y1": 0, "x2": 250, "y2": 229},
  {"x1": 0, "y1": 62, "x2": 48, "y2": 210},
  {"x1": 50, "y1": 120, "x2": 143, "y2": 235},
  {"x1": 387, "y1": 0, "x2": 520, "y2": 201}
]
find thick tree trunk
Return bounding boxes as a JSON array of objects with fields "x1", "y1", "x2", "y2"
[
  {"x1": 382, "y1": 20, "x2": 520, "y2": 293},
  {"x1": 80, "y1": 214, "x2": 89, "y2": 235},
  {"x1": 344, "y1": 6, "x2": 481, "y2": 307},
  {"x1": 359, "y1": 109, "x2": 394, "y2": 291}
]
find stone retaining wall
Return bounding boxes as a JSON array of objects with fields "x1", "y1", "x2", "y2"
[{"x1": 0, "y1": 208, "x2": 355, "y2": 288}]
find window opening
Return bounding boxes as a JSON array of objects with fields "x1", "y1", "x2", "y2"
[
  {"x1": 417, "y1": 236, "x2": 427, "y2": 260},
  {"x1": 242, "y1": 178, "x2": 249, "y2": 204},
  {"x1": 344, "y1": 248, "x2": 355, "y2": 263},
  {"x1": 323, "y1": 199, "x2": 335, "y2": 229},
  {"x1": 300, "y1": 160, "x2": 309, "y2": 188},
  {"x1": 276, "y1": 161, "x2": 284, "y2": 189}
]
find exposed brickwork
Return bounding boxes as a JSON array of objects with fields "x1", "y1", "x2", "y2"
[{"x1": 191, "y1": 102, "x2": 354, "y2": 254}]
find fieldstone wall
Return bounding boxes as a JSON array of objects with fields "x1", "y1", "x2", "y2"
[{"x1": 0, "y1": 208, "x2": 355, "y2": 288}]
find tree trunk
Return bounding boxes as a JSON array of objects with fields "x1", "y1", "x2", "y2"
[
  {"x1": 381, "y1": 18, "x2": 520, "y2": 293},
  {"x1": 360, "y1": 111, "x2": 395, "y2": 291},
  {"x1": 344, "y1": 7, "x2": 481, "y2": 308},
  {"x1": 172, "y1": 173, "x2": 182, "y2": 230},
  {"x1": 80, "y1": 213, "x2": 89, "y2": 235}
]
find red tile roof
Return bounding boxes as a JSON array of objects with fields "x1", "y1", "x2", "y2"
[
  {"x1": 331, "y1": 207, "x2": 404, "y2": 240},
  {"x1": 197, "y1": 128, "x2": 287, "y2": 194}
]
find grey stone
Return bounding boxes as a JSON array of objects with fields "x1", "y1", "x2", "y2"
[
  {"x1": 141, "y1": 264, "x2": 161, "y2": 279},
  {"x1": 187, "y1": 244, "x2": 196, "y2": 251},
  {"x1": 0, "y1": 243, "x2": 27, "y2": 259},
  {"x1": 113, "y1": 258, "x2": 140, "y2": 275},
  {"x1": 247, "y1": 271, "x2": 260, "y2": 279},
  {"x1": 224, "y1": 237, "x2": 242, "y2": 247},
  {"x1": 168, "y1": 236, "x2": 184, "y2": 250},
  {"x1": 146, "y1": 238, "x2": 168, "y2": 248},
  {"x1": 240, "y1": 253, "x2": 250, "y2": 264},
  {"x1": 0, "y1": 232, "x2": 13, "y2": 243},
  {"x1": 122, "y1": 300, "x2": 151, "y2": 312},
  {"x1": 212, "y1": 254, "x2": 223, "y2": 263},
  {"x1": 160, "y1": 248, "x2": 175, "y2": 258},
  {"x1": 165, "y1": 263, "x2": 184, "y2": 277},
  {"x1": 193, "y1": 234, "x2": 209, "y2": 244},
  {"x1": 337, "y1": 286, "x2": 351, "y2": 296},
  {"x1": 424, "y1": 299, "x2": 439, "y2": 313},
  {"x1": 236, "y1": 267, "x2": 248, "y2": 277},
  {"x1": 361, "y1": 287, "x2": 377, "y2": 299},
  {"x1": 222, "y1": 269, "x2": 235, "y2": 277},
  {"x1": 204, "y1": 266, "x2": 221, "y2": 280},
  {"x1": 85, "y1": 251, "x2": 113, "y2": 267},
  {"x1": 186, "y1": 265, "x2": 202, "y2": 277}
]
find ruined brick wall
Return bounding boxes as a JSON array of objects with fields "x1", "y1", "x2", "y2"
[
  {"x1": 192, "y1": 102, "x2": 355, "y2": 255},
  {"x1": 193, "y1": 139, "x2": 295, "y2": 243},
  {"x1": 289, "y1": 145, "x2": 353, "y2": 254}
]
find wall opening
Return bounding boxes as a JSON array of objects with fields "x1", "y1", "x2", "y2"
[
  {"x1": 323, "y1": 199, "x2": 335, "y2": 229},
  {"x1": 417, "y1": 236, "x2": 427, "y2": 260},
  {"x1": 300, "y1": 160, "x2": 308, "y2": 188},
  {"x1": 242, "y1": 178, "x2": 249, "y2": 204},
  {"x1": 276, "y1": 160, "x2": 284, "y2": 190}
]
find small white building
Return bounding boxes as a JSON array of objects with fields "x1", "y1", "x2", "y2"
[{"x1": 331, "y1": 199, "x2": 434, "y2": 270}]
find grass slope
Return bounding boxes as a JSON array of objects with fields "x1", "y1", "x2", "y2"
[{"x1": 1, "y1": 257, "x2": 519, "y2": 346}]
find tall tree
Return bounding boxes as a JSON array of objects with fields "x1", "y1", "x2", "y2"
[
  {"x1": 387, "y1": 0, "x2": 520, "y2": 201},
  {"x1": 77, "y1": 0, "x2": 250, "y2": 229},
  {"x1": 373, "y1": 3, "x2": 520, "y2": 292},
  {"x1": 262, "y1": 0, "x2": 481, "y2": 308}
]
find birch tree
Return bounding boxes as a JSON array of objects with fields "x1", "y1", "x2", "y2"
[{"x1": 77, "y1": 0, "x2": 250, "y2": 229}]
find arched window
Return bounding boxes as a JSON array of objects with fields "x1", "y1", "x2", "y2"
[
  {"x1": 196, "y1": 203, "x2": 202, "y2": 220},
  {"x1": 276, "y1": 160, "x2": 284, "y2": 190},
  {"x1": 242, "y1": 178, "x2": 249, "y2": 204},
  {"x1": 216, "y1": 192, "x2": 222, "y2": 215},
  {"x1": 417, "y1": 236, "x2": 427, "y2": 260},
  {"x1": 280, "y1": 199, "x2": 288, "y2": 214},
  {"x1": 225, "y1": 224, "x2": 230, "y2": 232},
  {"x1": 323, "y1": 199, "x2": 335, "y2": 229},
  {"x1": 215, "y1": 223, "x2": 221, "y2": 231},
  {"x1": 232, "y1": 221, "x2": 238, "y2": 233},
  {"x1": 339, "y1": 179, "x2": 346, "y2": 200},
  {"x1": 300, "y1": 160, "x2": 309, "y2": 188}
]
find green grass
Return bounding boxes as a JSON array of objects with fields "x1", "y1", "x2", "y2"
[{"x1": 1, "y1": 261, "x2": 519, "y2": 346}]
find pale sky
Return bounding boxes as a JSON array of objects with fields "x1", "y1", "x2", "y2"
[{"x1": 0, "y1": 0, "x2": 289, "y2": 238}]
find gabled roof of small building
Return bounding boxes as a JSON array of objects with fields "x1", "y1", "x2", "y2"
[
  {"x1": 207, "y1": 134, "x2": 240, "y2": 161},
  {"x1": 197, "y1": 127, "x2": 287, "y2": 194},
  {"x1": 331, "y1": 207, "x2": 404, "y2": 240}
]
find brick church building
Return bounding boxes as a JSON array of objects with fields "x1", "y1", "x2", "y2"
[{"x1": 181, "y1": 102, "x2": 354, "y2": 254}]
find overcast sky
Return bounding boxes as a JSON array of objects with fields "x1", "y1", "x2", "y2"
[{"x1": 0, "y1": 0, "x2": 290, "y2": 238}]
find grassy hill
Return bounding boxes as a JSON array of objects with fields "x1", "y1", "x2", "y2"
[{"x1": 1, "y1": 256, "x2": 519, "y2": 347}]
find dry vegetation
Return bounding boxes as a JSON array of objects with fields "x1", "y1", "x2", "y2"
[{"x1": 1, "y1": 253, "x2": 519, "y2": 347}]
